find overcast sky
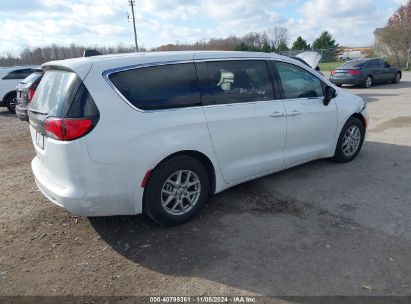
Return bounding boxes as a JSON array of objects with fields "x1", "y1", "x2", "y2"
[{"x1": 0, "y1": 0, "x2": 407, "y2": 55}]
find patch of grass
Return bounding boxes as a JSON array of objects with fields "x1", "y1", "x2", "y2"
[{"x1": 319, "y1": 61, "x2": 342, "y2": 71}]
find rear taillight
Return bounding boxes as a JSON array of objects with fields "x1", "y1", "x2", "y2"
[
  {"x1": 331, "y1": 69, "x2": 336, "y2": 75},
  {"x1": 349, "y1": 69, "x2": 361, "y2": 75},
  {"x1": 28, "y1": 87, "x2": 36, "y2": 102},
  {"x1": 44, "y1": 118, "x2": 93, "y2": 141}
]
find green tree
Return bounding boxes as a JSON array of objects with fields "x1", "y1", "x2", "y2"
[
  {"x1": 291, "y1": 36, "x2": 310, "y2": 50},
  {"x1": 262, "y1": 41, "x2": 273, "y2": 53},
  {"x1": 277, "y1": 41, "x2": 289, "y2": 52},
  {"x1": 312, "y1": 31, "x2": 338, "y2": 49},
  {"x1": 234, "y1": 42, "x2": 251, "y2": 51}
]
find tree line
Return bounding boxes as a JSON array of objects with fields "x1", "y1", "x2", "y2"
[
  {"x1": 153, "y1": 28, "x2": 339, "y2": 53},
  {"x1": 0, "y1": 43, "x2": 140, "y2": 66},
  {"x1": 0, "y1": 27, "x2": 338, "y2": 67}
]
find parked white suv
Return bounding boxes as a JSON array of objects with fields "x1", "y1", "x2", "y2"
[
  {"x1": 0, "y1": 66, "x2": 41, "y2": 113},
  {"x1": 28, "y1": 51, "x2": 368, "y2": 226}
]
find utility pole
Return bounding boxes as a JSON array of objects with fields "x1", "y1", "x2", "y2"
[{"x1": 128, "y1": 0, "x2": 138, "y2": 52}]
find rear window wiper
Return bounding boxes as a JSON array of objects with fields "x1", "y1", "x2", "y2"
[{"x1": 29, "y1": 109, "x2": 48, "y2": 115}]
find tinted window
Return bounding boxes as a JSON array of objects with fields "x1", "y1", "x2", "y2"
[
  {"x1": 21, "y1": 72, "x2": 43, "y2": 85},
  {"x1": 2, "y1": 68, "x2": 36, "y2": 80},
  {"x1": 204, "y1": 60, "x2": 274, "y2": 105},
  {"x1": 340, "y1": 60, "x2": 366, "y2": 69},
  {"x1": 275, "y1": 61, "x2": 323, "y2": 99},
  {"x1": 376, "y1": 60, "x2": 385, "y2": 68},
  {"x1": 369, "y1": 60, "x2": 379, "y2": 68},
  {"x1": 30, "y1": 70, "x2": 79, "y2": 115},
  {"x1": 108, "y1": 63, "x2": 201, "y2": 110}
]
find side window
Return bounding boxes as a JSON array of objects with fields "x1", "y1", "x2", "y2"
[
  {"x1": 2, "y1": 69, "x2": 33, "y2": 80},
  {"x1": 108, "y1": 63, "x2": 201, "y2": 110},
  {"x1": 204, "y1": 60, "x2": 274, "y2": 105},
  {"x1": 369, "y1": 60, "x2": 378, "y2": 68},
  {"x1": 274, "y1": 61, "x2": 324, "y2": 99},
  {"x1": 376, "y1": 60, "x2": 385, "y2": 68},
  {"x1": 382, "y1": 60, "x2": 390, "y2": 68}
]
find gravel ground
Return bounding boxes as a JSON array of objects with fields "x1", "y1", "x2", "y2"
[{"x1": 1, "y1": 73, "x2": 410, "y2": 300}]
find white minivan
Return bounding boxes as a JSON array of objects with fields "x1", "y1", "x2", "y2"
[{"x1": 28, "y1": 51, "x2": 368, "y2": 226}]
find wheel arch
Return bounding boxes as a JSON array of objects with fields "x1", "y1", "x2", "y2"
[
  {"x1": 351, "y1": 112, "x2": 366, "y2": 129},
  {"x1": 3, "y1": 90, "x2": 17, "y2": 103},
  {"x1": 147, "y1": 150, "x2": 217, "y2": 195}
]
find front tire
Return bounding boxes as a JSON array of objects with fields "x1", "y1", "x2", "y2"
[
  {"x1": 332, "y1": 117, "x2": 365, "y2": 163},
  {"x1": 143, "y1": 155, "x2": 210, "y2": 226},
  {"x1": 5, "y1": 93, "x2": 17, "y2": 113},
  {"x1": 363, "y1": 76, "x2": 372, "y2": 88}
]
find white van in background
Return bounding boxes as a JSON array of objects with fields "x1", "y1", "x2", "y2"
[{"x1": 338, "y1": 51, "x2": 365, "y2": 61}]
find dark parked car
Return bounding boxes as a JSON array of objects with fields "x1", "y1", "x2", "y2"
[
  {"x1": 329, "y1": 58, "x2": 401, "y2": 88},
  {"x1": 15, "y1": 71, "x2": 44, "y2": 121}
]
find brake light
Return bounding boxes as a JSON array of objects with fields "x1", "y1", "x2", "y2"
[
  {"x1": 349, "y1": 69, "x2": 361, "y2": 75},
  {"x1": 28, "y1": 87, "x2": 36, "y2": 102},
  {"x1": 331, "y1": 69, "x2": 336, "y2": 75},
  {"x1": 44, "y1": 118, "x2": 93, "y2": 141}
]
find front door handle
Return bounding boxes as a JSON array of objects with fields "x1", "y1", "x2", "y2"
[
  {"x1": 270, "y1": 111, "x2": 284, "y2": 118},
  {"x1": 287, "y1": 110, "x2": 301, "y2": 117}
]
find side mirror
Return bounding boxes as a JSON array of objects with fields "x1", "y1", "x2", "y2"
[{"x1": 323, "y1": 85, "x2": 336, "y2": 106}]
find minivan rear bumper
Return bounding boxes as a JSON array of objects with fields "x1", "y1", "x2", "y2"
[{"x1": 32, "y1": 155, "x2": 146, "y2": 216}]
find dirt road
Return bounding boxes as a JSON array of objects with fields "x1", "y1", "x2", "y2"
[{"x1": 1, "y1": 73, "x2": 411, "y2": 298}]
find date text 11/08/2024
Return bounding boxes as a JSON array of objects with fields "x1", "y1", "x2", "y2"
[{"x1": 149, "y1": 296, "x2": 257, "y2": 303}]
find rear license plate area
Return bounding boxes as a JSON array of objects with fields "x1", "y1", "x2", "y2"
[{"x1": 36, "y1": 132, "x2": 44, "y2": 150}]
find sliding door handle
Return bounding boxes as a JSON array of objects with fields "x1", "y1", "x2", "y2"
[
  {"x1": 270, "y1": 111, "x2": 284, "y2": 118},
  {"x1": 287, "y1": 110, "x2": 301, "y2": 117}
]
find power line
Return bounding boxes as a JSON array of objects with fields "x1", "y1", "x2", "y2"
[{"x1": 128, "y1": 0, "x2": 138, "y2": 52}]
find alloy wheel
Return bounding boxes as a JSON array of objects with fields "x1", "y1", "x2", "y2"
[
  {"x1": 365, "y1": 76, "x2": 372, "y2": 88},
  {"x1": 342, "y1": 126, "x2": 361, "y2": 157},
  {"x1": 9, "y1": 97, "x2": 18, "y2": 111},
  {"x1": 161, "y1": 170, "x2": 201, "y2": 216}
]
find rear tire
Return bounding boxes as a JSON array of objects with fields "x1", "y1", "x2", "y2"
[
  {"x1": 5, "y1": 93, "x2": 17, "y2": 113},
  {"x1": 332, "y1": 117, "x2": 365, "y2": 163},
  {"x1": 336, "y1": 84, "x2": 342, "y2": 87},
  {"x1": 394, "y1": 72, "x2": 401, "y2": 83},
  {"x1": 363, "y1": 76, "x2": 372, "y2": 88},
  {"x1": 143, "y1": 155, "x2": 210, "y2": 226}
]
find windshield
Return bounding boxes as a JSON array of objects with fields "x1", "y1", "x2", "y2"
[{"x1": 29, "y1": 70, "x2": 81, "y2": 116}]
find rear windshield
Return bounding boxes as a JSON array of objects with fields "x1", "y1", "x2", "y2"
[
  {"x1": 21, "y1": 72, "x2": 43, "y2": 85},
  {"x1": 339, "y1": 60, "x2": 366, "y2": 69},
  {"x1": 30, "y1": 70, "x2": 98, "y2": 118}
]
